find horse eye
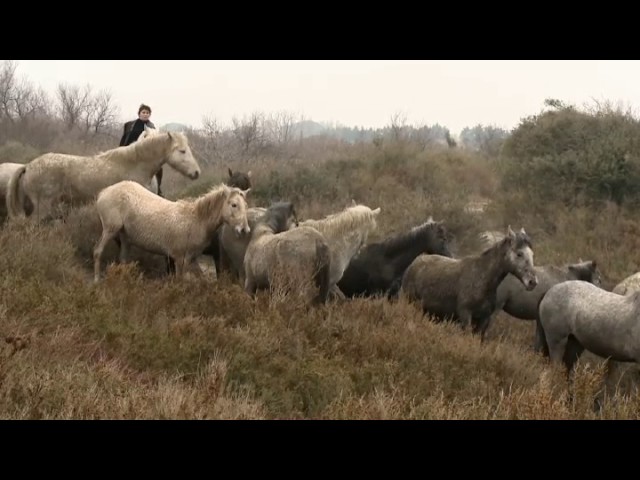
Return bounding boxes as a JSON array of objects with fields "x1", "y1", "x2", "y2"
[
  {"x1": 179, "y1": 149, "x2": 186, "y2": 154},
  {"x1": 231, "y1": 203, "x2": 237, "y2": 208},
  {"x1": 517, "y1": 252, "x2": 523, "y2": 258}
]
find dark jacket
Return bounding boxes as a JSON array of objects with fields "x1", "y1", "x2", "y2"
[{"x1": 119, "y1": 119, "x2": 156, "y2": 146}]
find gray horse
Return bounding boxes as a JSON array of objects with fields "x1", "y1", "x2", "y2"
[
  {"x1": 401, "y1": 226, "x2": 538, "y2": 339},
  {"x1": 538, "y1": 280, "x2": 640, "y2": 375},
  {"x1": 217, "y1": 206, "x2": 269, "y2": 283},
  {"x1": 496, "y1": 260, "x2": 601, "y2": 351}
]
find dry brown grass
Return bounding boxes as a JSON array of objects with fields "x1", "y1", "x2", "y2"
[{"x1": 2, "y1": 138, "x2": 640, "y2": 419}]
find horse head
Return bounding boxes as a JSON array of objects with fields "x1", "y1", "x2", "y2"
[
  {"x1": 164, "y1": 132, "x2": 201, "y2": 180},
  {"x1": 503, "y1": 226, "x2": 538, "y2": 291}
]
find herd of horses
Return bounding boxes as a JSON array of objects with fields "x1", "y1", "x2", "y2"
[{"x1": 3, "y1": 126, "x2": 640, "y2": 402}]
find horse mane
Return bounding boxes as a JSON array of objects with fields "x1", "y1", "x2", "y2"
[
  {"x1": 183, "y1": 183, "x2": 233, "y2": 222},
  {"x1": 97, "y1": 131, "x2": 172, "y2": 164},
  {"x1": 481, "y1": 230, "x2": 532, "y2": 256},
  {"x1": 301, "y1": 205, "x2": 378, "y2": 239},
  {"x1": 377, "y1": 220, "x2": 442, "y2": 256}
]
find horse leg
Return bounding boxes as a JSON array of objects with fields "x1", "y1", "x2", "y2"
[
  {"x1": 457, "y1": 308, "x2": 473, "y2": 332},
  {"x1": 595, "y1": 359, "x2": 622, "y2": 412},
  {"x1": 474, "y1": 314, "x2": 494, "y2": 343},
  {"x1": 165, "y1": 257, "x2": 176, "y2": 276},
  {"x1": 217, "y1": 239, "x2": 233, "y2": 279},
  {"x1": 534, "y1": 316, "x2": 550, "y2": 357},
  {"x1": 562, "y1": 335, "x2": 584, "y2": 373},
  {"x1": 33, "y1": 197, "x2": 54, "y2": 224},
  {"x1": 244, "y1": 271, "x2": 257, "y2": 298},
  {"x1": 547, "y1": 335, "x2": 568, "y2": 368},
  {"x1": 118, "y1": 232, "x2": 130, "y2": 264},
  {"x1": 561, "y1": 335, "x2": 586, "y2": 408},
  {"x1": 210, "y1": 232, "x2": 222, "y2": 276},
  {"x1": 173, "y1": 255, "x2": 186, "y2": 278},
  {"x1": 328, "y1": 284, "x2": 346, "y2": 302},
  {"x1": 187, "y1": 256, "x2": 204, "y2": 278},
  {"x1": 93, "y1": 228, "x2": 120, "y2": 282}
]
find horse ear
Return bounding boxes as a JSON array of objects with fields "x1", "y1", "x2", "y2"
[
  {"x1": 590, "y1": 260, "x2": 597, "y2": 269},
  {"x1": 578, "y1": 257, "x2": 583, "y2": 263},
  {"x1": 506, "y1": 225, "x2": 515, "y2": 237},
  {"x1": 427, "y1": 215, "x2": 434, "y2": 223},
  {"x1": 167, "y1": 131, "x2": 173, "y2": 140},
  {"x1": 228, "y1": 167, "x2": 233, "y2": 177},
  {"x1": 247, "y1": 170, "x2": 252, "y2": 178},
  {"x1": 373, "y1": 207, "x2": 381, "y2": 215},
  {"x1": 351, "y1": 199, "x2": 357, "y2": 207},
  {"x1": 241, "y1": 188, "x2": 251, "y2": 197},
  {"x1": 519, "y1": 227, "x2": 526, "y2": 235}
]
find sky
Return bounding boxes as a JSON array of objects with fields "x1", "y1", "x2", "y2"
[{"x1": 9, "y1": 60, "x2": 640, "y2": 134}]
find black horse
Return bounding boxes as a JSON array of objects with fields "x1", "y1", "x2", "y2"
[
  {"x1": 166, "y1": 167, "x2": 252, "y2": 275},
  {"x1": 337, "y1": 218, "x2": 453, "y2": 298}
]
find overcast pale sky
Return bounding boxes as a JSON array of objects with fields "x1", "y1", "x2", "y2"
[{"x1": 10, "y1": 60, "x2": 640, "y2": 134}]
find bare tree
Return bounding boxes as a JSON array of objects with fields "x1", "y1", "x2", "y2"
[
  {"x1": 232, "y1": 112, "x2": 266, "y2": 154},
  {"x1": 0, "y1": 60, "x2": 18, "y2": 122},
  {"x1": 57, "y1": 83, "x2": 92, "y2": 131},
  {"x1": 389, "y1": 111, "x2": 408, "y2": 142},
  {"x1": 409, "y1": 123, "x2": 436, "y2": 151},
  {"x1": 202, "y1": 114, "x2": 220, "y2": 138},
  {"x1": 265, "y1": 110, "x2": 302, "y2": 145},
  {"x1": 14, "y1": 79, "x2": 50, "y2": 120},
  {"x1": 87, "y1": 90, "x2": 119, "y2": 134},
  {"x1": 0, "y1": 60, "x2": 51, "y2": 126}
]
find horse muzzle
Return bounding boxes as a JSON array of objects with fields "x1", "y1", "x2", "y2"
[
  {"x1": 523, "y1": 274, "x2": 538, "y2": 291},
  {"x1": 189, "y1": 170, "x2": 200, "y2": 180},
  {"x1": 235, "y1": 225, "x2": 251, "y2": 237}
]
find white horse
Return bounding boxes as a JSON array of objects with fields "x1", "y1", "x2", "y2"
[
  {"x1": 6, "y1": 131, "x2": 201, "y2": 222},
  {"x1": 299, "y1": 203, "x2": 381, "y2": 298},
  {"x1": 136, "y1": 126, "x2": 161, "y2": 194},
  {"x1": 0, "y1": 162, "x2": 27, "y2": 220},
  {"x1": 93, "y1": 180, "x2": 250, "y2": 281}
]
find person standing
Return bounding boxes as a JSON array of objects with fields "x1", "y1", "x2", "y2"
[{"x1": 119, "y1": 103, "x2": 164, "y2": 196}]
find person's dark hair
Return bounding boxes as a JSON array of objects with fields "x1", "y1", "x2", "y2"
[{"x1": 138, "y1": 104, "x2": 152, "y2": 114}]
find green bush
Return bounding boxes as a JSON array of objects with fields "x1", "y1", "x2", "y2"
[{"x1": 500, "y1": 102, "x2": 640, "y2": 207}]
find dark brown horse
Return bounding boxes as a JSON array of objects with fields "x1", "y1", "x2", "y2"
[{"x1": 338, "y1": 217, "x2": 453, "y2": 298}]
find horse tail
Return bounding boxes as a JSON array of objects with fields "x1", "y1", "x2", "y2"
[
  {"x1": 534, "y1": 292, "x2": 551, "y2": 357},
  {"x1": 6, "y1": 165, "x2": 28, "y2": 218},
  {"x1": 313, "y1": 239, "x2": 331, "y2": 305}
]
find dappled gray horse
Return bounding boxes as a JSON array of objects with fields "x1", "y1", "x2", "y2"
[
  {"x1": 401, "y1": 226, "x2": 538, "y2": 340},
  {"x1": 538, "y1": 280, "x2": 640, "y2": 375},
  {"x1": 495, "y1": 260, "x2": 601, "y2": 351},
  {"x1": 613, "y1": 272, "x2": 640, "y2": 296}
]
